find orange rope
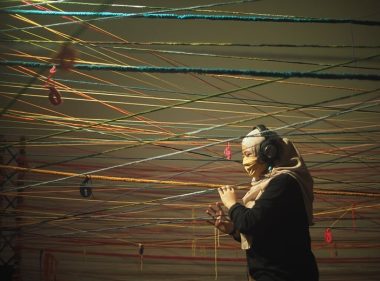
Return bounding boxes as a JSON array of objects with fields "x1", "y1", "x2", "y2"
[
  {"x1": 0, "y1": 164, "x2": 222, "y2": 188},
  {"x1": 2, "y1": 164, "x2": 380, "y2": 197}
]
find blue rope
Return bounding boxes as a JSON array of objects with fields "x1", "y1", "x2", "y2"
[
  {"x1": 2, "y1": 9, "x2": 380, "y2": 26},
  {"x1": 1, "y1": 60, "x2": 379, "y2": 80}
]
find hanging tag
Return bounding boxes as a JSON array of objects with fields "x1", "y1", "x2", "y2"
[
  {"x1": 138, "y1": 244, "x2": 144, "y2": 272},
  {"x1": 138, "y1": 244, "x2": 144, "y2": 256},
  {"x1": 352, "y1": 204, "x2": 356, "y2": 232},
  {"x1": 324, "y1": 228, "x2": 333, "y2": 243},
  {"x1": 48, "y1": 86, "x2": 62, "y2": 106},
  {"x1": 191, "y1": 239, "x2": 196, "y2": 257},
  {"x1": 224, "y1": 142, "x2": 231, "y2": 160},
  {"x1": 80, "y1": 176, "x2": 92, "y2": 198}
]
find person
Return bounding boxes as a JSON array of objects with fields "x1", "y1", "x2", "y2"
[{"x1": 206, "y1": 125, "x2": 319, "y2": 281}]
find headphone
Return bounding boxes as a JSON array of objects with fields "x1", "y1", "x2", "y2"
[{"x1": 253, "y1": 124, "x2": 280, "y2": 165}]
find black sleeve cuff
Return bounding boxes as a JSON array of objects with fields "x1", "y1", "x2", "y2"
[{"x1": 228, "y1": 202, "x2": 243, "y2": 221}]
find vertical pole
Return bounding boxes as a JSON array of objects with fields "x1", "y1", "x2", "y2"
[{"x1": 0, "y1": 136, "x2": 26, "y2": 281}]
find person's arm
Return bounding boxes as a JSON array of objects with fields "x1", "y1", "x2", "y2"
[
  {"x1": 228, "y1": 227, "x2": 241, "y2": 242},
  {"x1": 228, "y1": 174, "x2": 294, "y2": 234}
]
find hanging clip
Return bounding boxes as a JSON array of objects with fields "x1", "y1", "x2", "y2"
[{"x1": 46, "y1": 65, "x2": 56, "y2": 85}]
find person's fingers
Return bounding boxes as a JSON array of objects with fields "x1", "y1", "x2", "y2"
[
  {"x1": 207, "y1": 206, "x2": 218, "y2": 216},
  {"x1": 207, "y1": 204, "x2": 214, "y2": 210},
  {"x1": 206, "y1": 210, "x2": 217, "y2": 220},
  {"x1": 223, "y1": 185, "x2": 233, "y2": 191},
  {"x1": 221, "y1": 185, "x2": 230, "y2": 192},
  {"x1": 218, "y1": 188, "x2": 224, "y2": 196},
  {"x1": 205, "y1": 219, "x2": 215, "y2": 226},
  {"x1": 216, "y1": 202, "x2": 224, "y2": 214},
  {"x1": 215, "y1": 216, "x2": 222, "y2": 226},
  {"x1": 224, "y1": 186, "x2": 232, "y2": 192}
]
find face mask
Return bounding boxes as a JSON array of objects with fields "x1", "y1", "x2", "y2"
[{"x1": 243, "y1": 155, "x2": 267, "y2": 180}]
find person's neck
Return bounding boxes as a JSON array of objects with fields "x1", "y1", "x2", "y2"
[{"x1": 253, "y1": 167, "x2": 271, "y2": 181}]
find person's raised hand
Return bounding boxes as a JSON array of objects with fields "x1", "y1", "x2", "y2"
[
  {"x1": 218, "y1": 185, "x2": 237, "y2": 209},
  {"x1": 206, "y1": 202, "x2": 234, "y2": 234}
]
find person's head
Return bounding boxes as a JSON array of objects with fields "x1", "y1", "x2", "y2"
[{"x1": 241, "y1": 125, "x2": 280, "y2": 180}]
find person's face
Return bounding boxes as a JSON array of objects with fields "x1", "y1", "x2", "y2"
[{"x1": 241, "y1": 130, "x2": 267, "y2": 180}]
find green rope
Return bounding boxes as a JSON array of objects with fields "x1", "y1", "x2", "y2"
[
  {"x1": 3, "y1": 9, "x2": 380, "y2": 26},
  {"x1": 1, "y1": 60, "x2": 379, "y2": 80}
]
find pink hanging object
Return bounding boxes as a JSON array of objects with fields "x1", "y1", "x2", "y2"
[
  {"x1": 324, "y1": 228, "x2": 333, "y2": 243},
  {"x1": 45, "y1": 65, "x2": 56, "y2": 86},
  {"x1": 224, "y1": 142, "x2": 232, "y2": 160},
  {"x1": 45, "y1": 65, "x2": 62, "y2": 105},
  {"x1": 49, "y1": 65, "x2": 56, "y2": 75}
]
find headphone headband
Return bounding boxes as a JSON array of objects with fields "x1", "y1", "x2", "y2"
[{"x1": 253, "y1": 124, "x2": 275, "y2": 138}]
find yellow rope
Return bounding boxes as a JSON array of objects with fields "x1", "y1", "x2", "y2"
[{"x1": 313, "y1": 188, "x2": 380, "y2": 198}]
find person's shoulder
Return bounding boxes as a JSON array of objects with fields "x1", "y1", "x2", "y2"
[
  {"x1": 269, "y1": 172, "x2": 295, "y2": 184},
  {"x1": 267, "y1": 172, "x2": 301, "y2": 191}
]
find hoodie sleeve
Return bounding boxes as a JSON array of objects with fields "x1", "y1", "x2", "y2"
[{"x1": 228, "y1": 173, "x2": 304, "y2": 234}]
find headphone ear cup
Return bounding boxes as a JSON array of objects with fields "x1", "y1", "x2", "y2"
[{"x1": 259, "y1": 139, "x2": 279, "y2": 164}]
